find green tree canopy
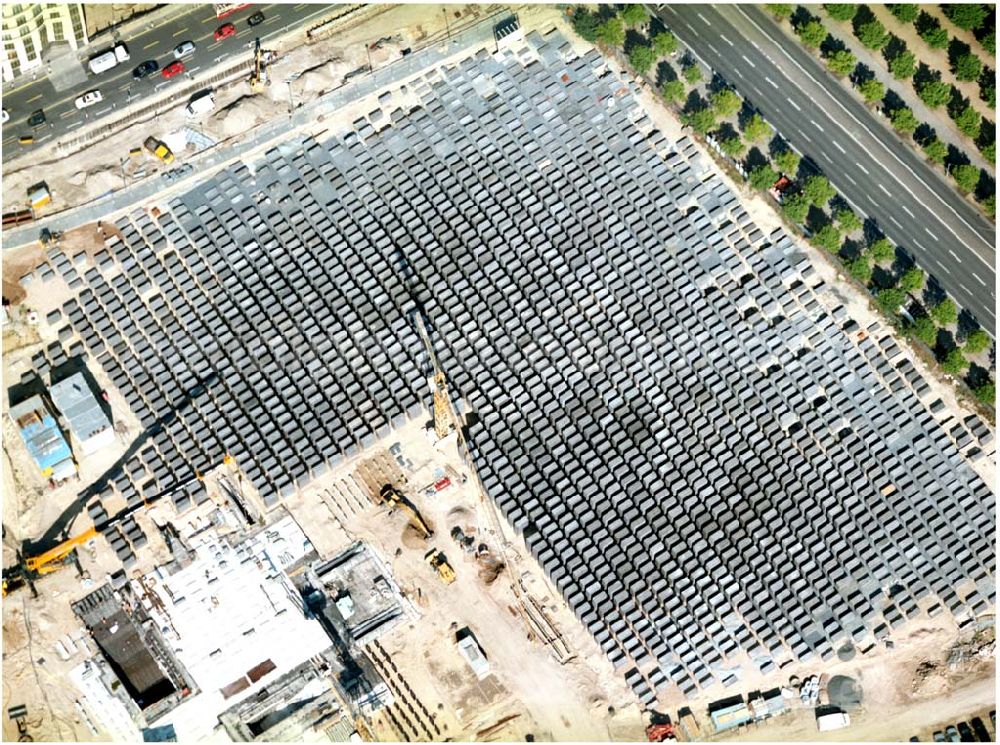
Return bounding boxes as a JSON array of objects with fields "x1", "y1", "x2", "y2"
[
  {"x1": 774, "y1": 148, "x2": 801, "y2": 176},
  {"x1": 922, "y1": 137, "x2": 948, "y2": 164},
  {"x1": 835, "y1": 207, "x2": 862, "y2": 233},
  {"x1": 943, "y1": 3, "x2": 988, "y2": 31},
  {"x1": 918, "y1": 15, "x2": 949, "y2": 49},
  {"x1": 683, "y1": 63, "x2": 702, "y2": 84},
  {"x1": 652, "y1": 31, "x2": 678, "y2": 57},
  {"x1": 596, "y1": 17, "x2": 625, "y2": 47},
  {"x1": 917, "y1": 79, "x2": 952, "y2": 108},
  {"x1": 869, "y1": 237, "x2": 895, "y2": 263},
  {"x1": 798, "y1": 20, "x2": 828, "y2": 48},
  {"x1": 846, "y1": 254, "x2": 873, "y2": 283},
  {"x1": 930, "y1": 298, "x2": 958, "y2": 326},
  {"x1": 803, "y1": 174, "x2": 836, "y2": 206},
  {"x1": 898, "y1": 266, "x2": 926, "y2": 292},
  {"x1": 711, "y1": 88, "x2": 742, "y2": 118},
  {"x1": 620, "y1": 4, "x2": 650, "y2": 27},
  {"x1": 906, "y1": 316, "x2": 938, "y2": 346},
  {"x1": 857, "y1": 20, "x2": 890, "y2": 49},
  {"x1": 825, "y1": 4, "x2": 858, "y2": 21},
  {"x1": 570, "y1": 8, "x2": 600, "y2": 42},
  {"x1": 876, "y1": 287, "x2": 907, "y2": 314},
  {"x1": 827, "y1": 49, "x2": 858, "y2": 76},
  {"x1": 628, "y1": 44, "x2": 656, "y2": 75},
  {"x1": 782, "y1": 193, "x2": 810, "y2": 223},
  {"x1": 889, "y1": 49, "x2": 917, "y2": 79},
  {"x1": 766, "y1": 4, "x2": 793, "y2": 19},
  {"x1": 890, "y1": 106, "x2": 920, "y2": 134},
  {"x1": 812, "y1": 223, "x2": 842, "y2": 252},
  {"x1": 859, "y1": 77, "x2": 886, "y2": 103},
  {"x1": 661, "y1": 79, "x2": 686, "y2": 103},
  {"x1": 984, "y1": 195, "x2": 996, "y2": 217},
  {"x1": 749, "y1": 163, "x2": 780, "y2": 190},
  {"x1": 964, "y1": 328, "x2": 992, "y2": 354},
  {"x1": 974, "y1": 381, "x2": 995, "y2": 406},
  {"x1": 954, "y1": 53, "x2": 983, "y2": 82},
  {"x1": 939, "y1": 348, "x2": 969, "y2": 374},
  {"x1": 720, "y1": 135, "x2": 747, "y2": 158},
  {"x1": 952, "y1": 164, "x2": 981, "y2": 192},
  {"x1": 954, "y1": 105, "x2": 982, "y2": 138},
  {"x1": 683, "y1": 107, "x2": 717, "y2": 134},
  {"x1": 743, "y1": 113, "x2": 773, "y2": 142},
  {"x1": 888, "y1": 4, "x2": 919, "y2": 23}
]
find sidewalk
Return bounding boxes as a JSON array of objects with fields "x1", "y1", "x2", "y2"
[
  {"x1": 2, "y1": 9, "x2": 510, "y2": 250},
  {"x1": 822, "y1": 7, "x2": 994, "y2": 175}
]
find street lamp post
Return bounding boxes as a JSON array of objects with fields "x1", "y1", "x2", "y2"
[{"x1": 286, "y1": 81, "x2": 293, "y2": 116}]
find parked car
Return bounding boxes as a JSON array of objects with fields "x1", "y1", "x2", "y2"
[
  {"x1": 247, "y1": 11, "x2": 265, "y2": 26},
  {"x1": 957, "y1": 723, "x2": 974, "y2": 742},
  {"x1": 1, "y1": 108, "x2": 8, "y2": 123},
  {"x1": 932, "y1": 731, "x2": 946, "y2": 742},
  {"x1": 162, "y1": 61, "x2": 185, "y2": 78},
  {"x1": 74, "y1": 90, "x2": 103, "y2": 109},
  {"x1": 132, "y1": 59, "x2": 159, "y2": 79},
  {"x1": 27, "y1": 109, "x2": 45, "y2": 127},
  {"x1": 214, "y1": 22, "x2": 236, "y2": 40},
  {"x1": 944, "y1": 726, "x2": 960, "y2": 742},
  {"x1": 173, "y1": 40, "x2": 196, "y2": 58}
]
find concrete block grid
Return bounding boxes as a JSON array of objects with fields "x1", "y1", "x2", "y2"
[{"x1": 27, "y1": 31, "x2": 994, "y2": 702}]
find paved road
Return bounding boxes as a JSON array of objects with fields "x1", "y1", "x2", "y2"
[
  {"x1": 656, "y1": 4, "x2": 997, "y2": 336},
  {"x1": 1, "y1": 3, "x2": 339, "y2": 162}
]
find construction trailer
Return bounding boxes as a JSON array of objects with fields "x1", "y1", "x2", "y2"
[
  {"x1": 9, "y1": 395, "x2": 76, "y2": 480},
  {"x1": 710, "y1": 701, "x2": 753, "y2": 733},
  {"x1": 49, "y1": 372, "x2": 115, "y2": 456}
]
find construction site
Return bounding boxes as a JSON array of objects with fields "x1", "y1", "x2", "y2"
[{"x1": 1, "y1": 4, "x2": 996, "y2": 744}]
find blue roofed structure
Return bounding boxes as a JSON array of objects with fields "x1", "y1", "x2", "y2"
[{"x1": 9, "y1": 394, "x2": 76, "y2": 480}]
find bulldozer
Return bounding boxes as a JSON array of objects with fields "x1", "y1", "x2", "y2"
[
  {"x1": 424, "y1": 549, "x2": 456, "y2": 584},
  {"x1": 377, "y1": 484, "x2": 433, "y2": 539}
]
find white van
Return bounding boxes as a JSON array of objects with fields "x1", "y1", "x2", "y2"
[
  {"x1": 185, "y1": 91, "x2": 215, "y2": 118},
  {"x1": 88, "y1": 43, "x2": 129, "y2": 74}
]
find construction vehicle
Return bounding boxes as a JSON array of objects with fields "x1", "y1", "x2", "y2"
[
  {"x1": 3, "y1": 525, "x2": 98, "y2": 597},
  {"x1": 377, "y1": 484, "x2": 433, "y2": 539},
  {"x1": 424, "y1": 549, "x2": 456, "y2": 584},
  {"x1": 249, "y1": 37, "x2": 277, "y2": 92},
  {"x1": 677, "y1": 709, "x2": 701, "y2": 741},
  {"x1": 413, "y1": 312, "x2": 458, "y2": 440},
  {"x1": 143, "y1": 136, "x2": 174, "y2": 165}
]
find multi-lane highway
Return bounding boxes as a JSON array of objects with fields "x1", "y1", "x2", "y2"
[
  {"x1": 655, "y1": 4, "x2": 997, "y2": 336},
  {"x1": 1, "y1": 3, "x2": 339, "y2": 161}
]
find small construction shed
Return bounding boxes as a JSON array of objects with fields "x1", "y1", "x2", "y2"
[
  {"x1": 50, "y1": 372, "x2": 114, "y2": 455},
  {"x1": 9, "y1": 394, "x2": 76, "y2": 480}
]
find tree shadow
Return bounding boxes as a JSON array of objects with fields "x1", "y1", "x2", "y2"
[
  {"x1": 852, "y1": 4, "x2": 877, "y2": 33},
  {"x1": 799, "y1": 154, "x2": 823, "y2": 178},
  {"x1": 707, "y1": 71, "x2": 730, "y2": 94},
  {"x1": 948, "y1": 87, "x2": 971, "y2": 118},
  {"x1": 648, "y1": 14, "x2": 668, "y2": 35},
  {"x1": 791, "y1": 6, "x2": 815, "y2": 28},
  {"x1": 821, "y1": 35, "x2": 847, "y2": 56},
  {"x1": 966, "y1": 363, "x2": 992, "y2": 389},
  {"x1": 736, "y1": 99, "x2": 757, "y2": 129},
  {"x1": 682, "y1": 89, "x2": 707, "y2": 113},
  {"x1": 872, "y1": 265, "x2": 896, "y2": 290},
  {"x1": 852, "y1": 62, "x2": 876, "y2": 86},
  {"x1": 624, "y1": 28, "x2": 649, "y2": 52},
  {"x1": 934, "y1": 327, "x2": 957, "y2": 355},
  {"x1": 947, "y1": 38, "x2": 972, "y2": 70},
  {"x1": 656, "y1": 60, "x2": 678, "y2": 86},
  {"x1": 595, "y1": 4, "x2": 618, "y2": 21},
  {"x1": 840, "y1": 237, "x2": 865, "y2": 260},
  {"x1": 974, "y1": 169, "x2": 995, "y2": 202},
  {"x1": 913, "y1": 122, "x2": 936, "y2": 146},
  {"x1": 945, "y1": 144, "x2": 971, "y2": 170},
  {"x1": 914, "y1": 11, "x2": 939, "y2": 38},
  {"x1": 745, "y1": 146, "x2": 770, "y2": 170},
  {"x1": 977, "y1": 117, "x2": 995, "y2": 151},
  {"x1": 883, "y1": 88, "x2": 908, "y2": 114},
  {"x1": 891, "y1": 248, "x2": 917, "y2": 275},
  {"x1": 921, "y1": 278, "x2": 948, "y2": 308},
  {"x1": 883, "y1": 35, "x2": 907, "y2": 64},
  {"x1": 913, "y1": 62, "x2": 939, "y2": 88},
  {"x1": 805, "y1": 205, "x2": 833, "y2": 233},
  {"x1": 956, "y1": 309, "x2": 981, "y2": 340},
  {"x1": 861, "y1": 216, "x2": 883, "y2": 244}
]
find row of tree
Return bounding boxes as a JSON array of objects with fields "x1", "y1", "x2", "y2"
[{"x1": 766, "y1": 4, "x2": 995, "y2": 218}]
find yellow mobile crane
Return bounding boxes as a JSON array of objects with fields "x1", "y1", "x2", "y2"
[
  {"x1": 249, "y1": 38, "x2": 276, "y2": 92},
  {"x1": 2, "y1": 525, "x2": 98, "y2": 597},
  {"x1": 413, "y1": 312, "x2": 458, "y2": 440}
]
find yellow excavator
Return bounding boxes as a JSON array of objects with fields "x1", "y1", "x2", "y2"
[
  {"x1": 377, "y1": 484, "x2": 433, "y2": 539},
  {"x1": 424, "y1": 548, "x2": 456, "y2": 584},
  {"x1": 3, "y1": 525, "x2": 99, "y2": 597}
]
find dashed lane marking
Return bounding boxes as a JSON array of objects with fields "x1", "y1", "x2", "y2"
[
  {"x1": 832, "y1": 140, "x2": 846, "y2": 153},
  {"x1": 787, "y1": 97, "x2": 801, "y2": 111},
  {"x1": 889, "y1": 216, "x2": 903, "y2": 228},
  {"x1": 878, "y1": 184, "x2": 891, "y2": 196},
  {"x1": 741, "y1": 54, "x2": 755, "y2": 67},
  {"x1": 697, "y1": 12, "x2": 711, "y2": 24},
  {"x1": 26, "y1": 93, "x2": 42, "y2": 103},
  {"x1": 765, "y1": 76, "x2": 778, "y2": 88},
  {"x1": 143, "y1": 40, "x2": 157, "y2": 49},
  {"x1": 720, "y1": 34, "x2": 734, "y2": 46},
  {"x1": 809, "y1": 119, "x2": 824, "y2": 132},
  {"x1": 948, "y1": 249, "x2": 962, "y2": 263},
  {"x1": 902, "y1": 205, "x2": 915, "y2": 217},
  {"x1": 925, "y1": 227, "x2": 939, "y2": 240},
  {"x1": 708, "y1": 43, "x2": 720, "y2": 54},
  {"x1": 797, "y1": 128, "x2": 812, "y2": 143},
  {"x1": 845, "y1": 174, "x2": 857, "y2": 185},
  {"x1": 974, "y1": 273, "x2": 987, "y2": 286},
  {"x1": 855, "y1": 162, "x2": 869, "y2": 175},
  {"x1": 960, "y1": 283, "x2": 972, "y2": 294},
  {"x1": 935, "y1": 259, "x2": 951, "y2": 274}
]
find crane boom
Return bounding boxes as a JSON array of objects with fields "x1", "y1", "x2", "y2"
[{"x1": 413, "y1": 312, "x2": 458, "y2": 440}]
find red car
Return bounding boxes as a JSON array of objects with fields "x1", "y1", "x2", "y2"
[
  {"x1": 214, "y1": 22, "x2": 236, "y2": 41},
  {"x1": 162, "y1": 61, "x2": 185, "y2": 78}
]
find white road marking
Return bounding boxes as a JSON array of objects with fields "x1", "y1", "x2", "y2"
[
  {"x1": 960, "y1": 283, "x2": 972, "y2": 294},
  {"x1": 765, "y1": 76, "x2": 778, "y2": 89},
  {"x1": 809, "y1": 119, "x2": 824, "y2": 132},
  {"x1": 820, "y1": 150, "x2": 831, "y2": 160},
  {"x1": 925, "y1": 228, "x2": 939, "y2": 240},
  {"x1": 832, "y1": 140, "x2": 846, "y2": 154},
  {"x1": 787, "y1": 97, "x2": 801, "y2": 111},
  {"x1": 708, "y1": 43, "x2": 720, "y2": 54},
  {"x1": 683, "y1": 21, "x2": 700, "y2": 37},
  {"x1": 902, "y1": 205, "x2": 915, "y2": 217},
  {"x1": 741, "y1": 54, "x2": 756, "y2": 68},
  {"x1": 948, "y1": 249, "x2": 962, "y2": 263},
  {"x1": 66, "y1": 120, "x2": 83, "y2": 129},
  {"x1": 188, "y1": 66, "x2": 201, "y2": 74},
  {"x1": 697, "y1": 12, "x2": 711, "y2": 25},
  {"x1": 889, "y1": 216, "x2": 903, "y2": 228},
  {"x1": 878, "y1": 184, "x2": 891, "y2": 196},
  {"x1": 735, "y1": 68, "x2": 744, "y2": 78},
  {"x1": 845, "y1": 174, "x2": 857, "y2": 185},
  {"x1": 797, "y1": 128, "x2": 812, "y2": 143},
  {"x1": 974, "y1": 273, "x2": 987, "y2": 286},
  {"x1": 855, "y1": 162, "x2": 869, "y2": 175},
  {"x1": 736, "y1": 7, "x2": 995, "y2": 260},
  {"x1": 720, "y1": 34, "x2": 734, "y2": 46},
  {"x1": 753, "y1": 85, "x2": 763, "y2": 95},
  {"x1": 868, "y1": 195, "x2": 880, "y2": 207},
  {"x1": 913, "y1": 240, "x2": 928, "y2": 251},
  {"x1": 935, "y1": 259, "x2": 951, "y2": 274}
]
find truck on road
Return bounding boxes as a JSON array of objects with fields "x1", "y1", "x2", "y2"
[
  {"x1": 88, "y1": 43, "x2": 130, "y2": 75},
  {"x1": 143, "y1": 136, "x2": 174, "y2": 165}
]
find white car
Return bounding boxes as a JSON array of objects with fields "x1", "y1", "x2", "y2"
[
  {"x1": 173, "y1": 40, "x2": 196, "y2": 59},
  {"x1": 74, "y1": 90, "x2": 103, "y2": 109},
  {"x1": 1, "y1": 109, "x2": 8, "y2": 124}
]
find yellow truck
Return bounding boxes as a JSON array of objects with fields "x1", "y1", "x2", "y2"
[{"x1": 143, "y1": 136, "x2": 174, "y2": 165}]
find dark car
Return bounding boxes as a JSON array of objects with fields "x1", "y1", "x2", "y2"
[
  {"x1": 132, "y1": 59, "x2": 159, "y2": 79},
  {"x1": 27, "y1": 109, "x2": 45, "y2": 127},
  {"x1": 247, "y1": 11, "x2": 265, "y2": 26},
  {"x1": 957, "y1": 723, "x2": 975, "y2": 742}
]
